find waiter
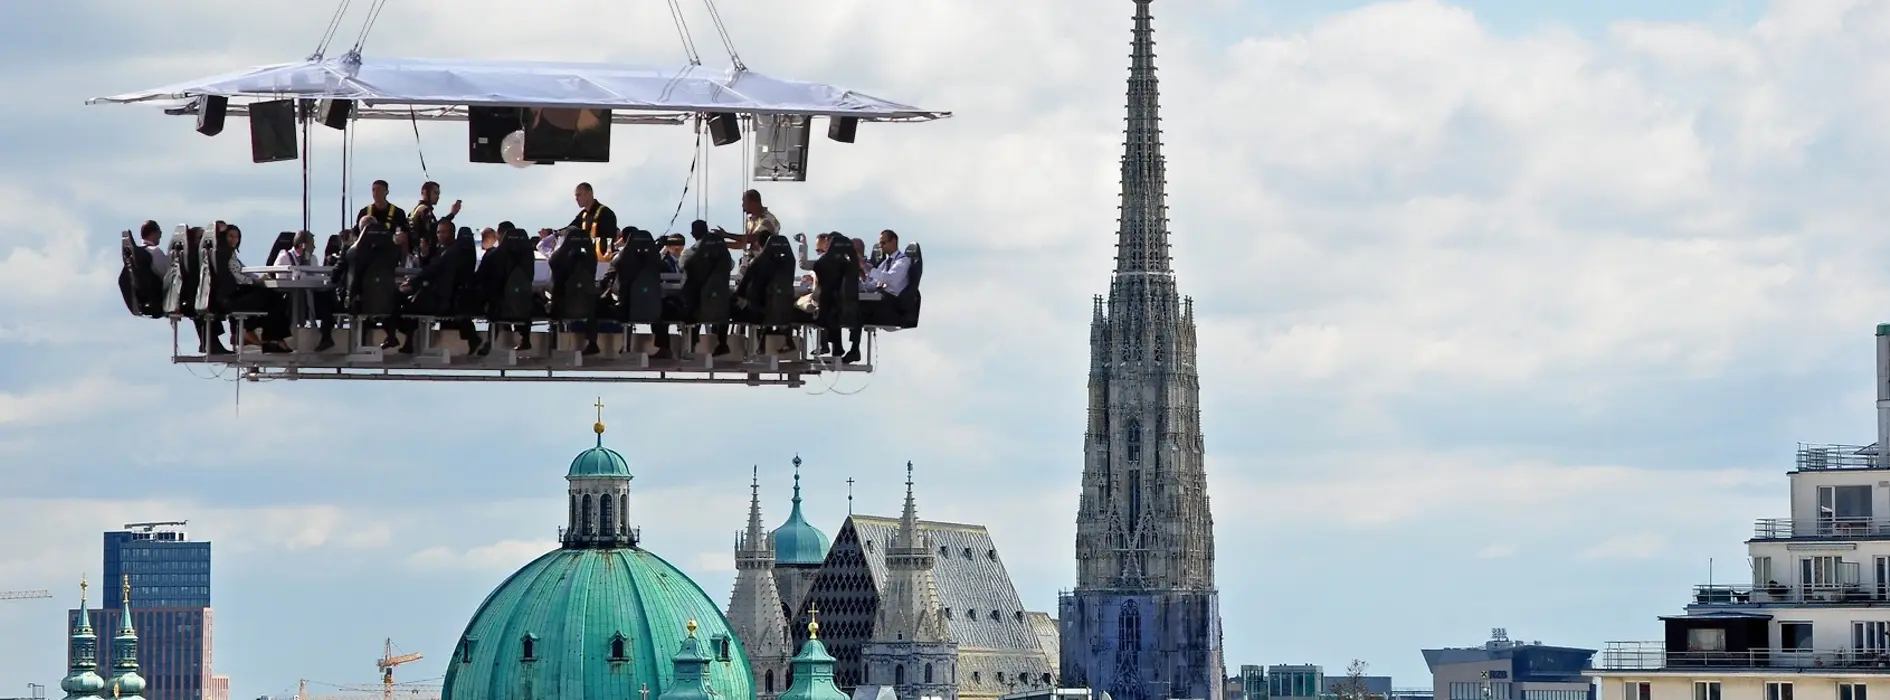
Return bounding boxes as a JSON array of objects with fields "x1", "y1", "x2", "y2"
[
  {"x1": 409, "y1": 180, "x2": 462, "y2": 249},
  {"x1": 356, "y1": 180, "x2": 410, "y2": 236},
  {"x1": 567, "y1": 182, "x2": 618, "y2": 244}
]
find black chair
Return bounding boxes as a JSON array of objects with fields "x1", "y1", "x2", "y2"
[
  {"x1": 548, "y1": 231, "x2": 598, "y2": 323},
  {"x1": 893, "y1": 242, "x2": 923, "y2": 328},
  {"x1": 613, "y1": 230, "x2": 665, "y2": 324},
  {"x1": 119, "y1": 232, "x2": 164, "y2": 318},
  {"x1": 818, "y1": 236, "x2": 861, "y2": 331},
  {"x1": 346, "y1": 231, "x2": 400, "y2": 317},
  {"x1": 488, "y1": 231, "x2": 537, "y2": 337},
  {"x1": 685, "y1": 238, "x2": 732, "y2": 324},
  {"x1": 264, "y1": 231, "x2": 295, "y2": 268},
  {"x1": 758, "y1": 235, "x2": 797, "y2": 327}
]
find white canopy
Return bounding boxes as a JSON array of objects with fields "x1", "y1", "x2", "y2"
[{"x1": 87, "y1": 53, "x2": 950, "y2": 122}]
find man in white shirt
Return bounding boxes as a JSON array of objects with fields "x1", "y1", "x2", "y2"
[
  {"x1": 864, "y1": 229, "x2": 910, "y2": 295},
  {"x1": 138, "y1": 221, "x2": 171, "y2": 279}
]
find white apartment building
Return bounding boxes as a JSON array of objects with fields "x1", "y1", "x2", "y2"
[{"x1": 1592, "y1": 326, "x2": 1890, "y2": 700}]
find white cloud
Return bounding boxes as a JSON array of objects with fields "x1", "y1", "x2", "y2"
[
  {"x1": 0, "y1": 375, "x2": 157, "y2": 427},
  {"x1": 1581, "y1": 533, "x2": 1670, "y2": 561}
]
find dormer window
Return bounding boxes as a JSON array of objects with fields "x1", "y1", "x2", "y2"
[
  {"x1": 458, "y1": 638, "x2": 476, "y2": 663},
  {"x1": 713, "y1": 634, "x2": 733, "y2": 662},
  {"x1": 608, "y1": 633, "x2": 629, "y2": 662},
  {"x1": 521, "y1": 633, "x2": 538, "y2": 661}
]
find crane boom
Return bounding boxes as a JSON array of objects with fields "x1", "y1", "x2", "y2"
[
  {"x1": 377, "y1": 638, "x2": 424, "y2": 700},
  {"x1": 0, "y1": 590, "x2": 52, "y2": 601}
]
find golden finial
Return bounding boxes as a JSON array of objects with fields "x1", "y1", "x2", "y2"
[
  {"x1": 113, "y1": 680, "x2": 121, "y2": 699},
  {"x1": 808, "y1": 605, "x2": 821, "y2": 639},
  {"x1": 121, "y1": 574, "x2": 130, "y2": 604},
  {"x1": 593, "y1": 397, "x2": 606, "y2": 436},
  {"x1": 686, "y1": 619, "x2": 698, "y2": 638},
  {"x1": 80, "y1": 574, "x2": 89, "y2": 602}
]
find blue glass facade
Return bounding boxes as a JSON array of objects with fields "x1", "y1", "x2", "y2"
[
  {"x1": 102, "y1": 531, "x2": 212, "y2": 609},
  {"x1": 70, "y1": 528, "x2": 217, "y2": 700}
]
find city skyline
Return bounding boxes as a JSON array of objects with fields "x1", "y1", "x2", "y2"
[{"x1": 2, "y1": 0, "x2": 1885, "y2": 698}]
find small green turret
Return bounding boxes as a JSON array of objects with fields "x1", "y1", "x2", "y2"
[
  {"x1": 105, "y1": 576, "x2": 145, "y2": 700},
  {"x1": 657, "y1": 621, "x2": 716, "y2": 700},
  {"x1": 779, "y1": 608, "x2": 849, "y2": 700},
  {"x1": 60, "y1": 577, "x2": 106, "y2": 699}
]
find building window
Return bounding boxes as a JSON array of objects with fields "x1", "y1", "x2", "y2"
[
  {"x1": 521, "y1": 634, "x2": 537, "y2": 662},
  {"x1": 896, "y1": 665, "x2": 906, "y2": 686},
  {"x1": 766, "y1": 670, "x2": 775, "y2": 694},
  {"x1": 1686, "y1": 628, "x2": 1727, "y2": 652},
  {"x1": 608, "y1": 633, "x2": 628, "y2": 661},
  {"x1": 713, "y1": 634, "x2": 732, "y2": 662},
  {"x1": 1126, "y1": 419, "x2": 1143, "y2": 463},
  {"x1": 1856, "y1": 621, "x2": 1889, "y2": 652},
  {"x1": 925, "y1": 664, "x2": 934, "y2": 684},
  {"x1": 1841, "y1": 684, "x2": 1868, "y2": 700},
  {"x1": 1694, "y1": 681, "x2": 1721, "y2": 700},
  {"x1": 973, "y1": 672, "x2": 981, "y2": 684},
  {"x1": 1766, "y1": 682, "x2": 1793, "y2": 700},
  {"x1": 990, "y1": 610, "x2": 1000, "y2": 621},
  {"x1": 1781, "y1": 622, "x2": 1813, "y2": 651},
  {"x1": 988, "y1": 550, "x2": 998, "y2": 561},
  {"x1": 1623, "y1": 684, "x2": 1649, "y2": 700},
  {"x1": 458, "y1": 638, "x2": 475, "y2": 663}
]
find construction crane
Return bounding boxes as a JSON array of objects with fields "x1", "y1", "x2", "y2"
[
  {"x1": 0, "y1": 590, "x2": 52, "y2": 601},
  {"x1": 377, "y1": 639, "x2": 423, "y2": 700}
]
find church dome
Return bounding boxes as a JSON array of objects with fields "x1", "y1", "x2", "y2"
[
  {"x1": 772, "y1": 457, "x2": 830, "y2": 566},
  {"x1": 441, "y1": 548, "x2": 753, "y2": 700},
  {"x1": 443, "y1": 406, "x2": 750, "y2": 700},
  {"x1": 568, "y1": 423, "x2": 633, "y2": 478}
]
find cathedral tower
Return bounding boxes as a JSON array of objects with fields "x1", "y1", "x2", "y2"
[
  {"x1": 1060, "y1": 2, "x2": 1225, "y2": 699},
  {"x1": 858, "y1": 462, "x2": 956, "y2": 700},
  {"x1": 730, "y1": 467, "x2": 793, "y2": 699}
]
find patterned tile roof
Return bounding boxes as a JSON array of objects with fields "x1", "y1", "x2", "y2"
[{"x1": 846, "y1": 515, "x2": 1044, "y2": 652}]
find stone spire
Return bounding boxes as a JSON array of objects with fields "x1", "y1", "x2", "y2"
[
  {"x1": 730, "y1": 466, "x2": 792, "y2": 698},
  {"x1": 872, "y1": 462, "x2": 949, "y2": 644},
  {"x1": 61, "y1": 577, "x2": 105, "y2": 700},
  {"x1": 107, "y1": 576, "x2": 146, "y2": 700},
  {"x1": 1115, "y1": 0, "x2": 1172, "y2": 275},
  {"x1": 1063, "y1": 3, "x2": 1225, "y2": 700}
]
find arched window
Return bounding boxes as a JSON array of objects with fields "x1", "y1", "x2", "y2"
[
  {"x1": 608, "y1": 633, "x2": 628, "y2": 661},
  {"x1": 521, "y1": 634, "x2": 538, "y2": 661},
  {"x1": 1126, "y1": 419, "x2": 1143, "y2": 463},
  {"x1": 567, "y1": 495, "x2": 577, "y2": 532},
  {"x1": 925, "y1": 663, "x2": 934, "y2": 684},
  {"x1": 766, "y1": 670, "x2": 775, "y2": 693},
  {"x1": 619, "y1": 495, "x2": 628, "y2": 533},
  {"x1": 896, "y1": 665, "x2": 906, "y2": 686},
  {"x1": 600, "y1": 495, "x2": 615, "y2": 538},
  {"x1": 580, "y1": 494, "x2": 594, "y2": 536}
]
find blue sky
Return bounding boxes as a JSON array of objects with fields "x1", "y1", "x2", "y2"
[{"x1": 3, "y1": 0, "x2": 1888, "y2": 697}]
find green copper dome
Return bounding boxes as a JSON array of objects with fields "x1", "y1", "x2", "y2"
[
  {"x1": 442, "y1": 548, "x2": 753, "y2": 700},
  {"x1": 568, "y1": 427, "x2": 634, "y2": 479},
  {"x1": 772, "y1": 457, "x2": 830, "y2": 566}
]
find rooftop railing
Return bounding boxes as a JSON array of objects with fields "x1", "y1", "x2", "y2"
[
  {"x1": 1754, "y1": 517, "x2": 1890, "y2": 540},
  {"x1": 1600, "y1": 641, "x2": 1890, "y2": 672},
  {"x1": 1797, "y1": 443, "x2": 1881, "y2": 471},
  {"x1": 1692, "y1": 583, "x2": 1890, "y2": 606}
]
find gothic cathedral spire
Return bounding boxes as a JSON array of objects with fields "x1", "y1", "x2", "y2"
[
  {"x1": 729, "y1": 466, "x2": 792, "y2": 699},
  {"x1": 1062, "y1": 3, "x2": 1225, "y2": 700}
]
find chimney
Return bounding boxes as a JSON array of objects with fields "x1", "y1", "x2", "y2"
[{"x1": 1878, "y1": 324, "x2": 1890, "y2": 468}]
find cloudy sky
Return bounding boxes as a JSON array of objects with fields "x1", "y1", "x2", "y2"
[{"x1": 2, "y1": 0, "x2": 1886, "y2": 696}]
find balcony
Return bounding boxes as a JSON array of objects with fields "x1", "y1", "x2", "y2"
[
  {"x1": 1692, "y1": 584, "x2": 1890, "y2": 606},
  {"x1": 1753, "y1": 517, "x2": 1890, "y2": 540},
  {"x1": 1796, "y1": 443, "x2": 1881, "y2": 471},
  {"x1": 1599, "y1": 641, "x2": 1890, "y2": 672}
]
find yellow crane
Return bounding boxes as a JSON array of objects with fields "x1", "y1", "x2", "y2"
[{"x1": 377, "y1": 638, "x2": 423, "y2": 700}]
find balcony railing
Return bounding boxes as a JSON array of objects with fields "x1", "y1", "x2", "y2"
[
  {"x1": 1601, "y1": 641, "x2": 1890, "y2": 671},
  {"x1": 1797, "y1": 443, "x2": 1881, "y2": 471},
  {"x1": 1692, "y1": 584, "x2": 1890, "y2": 605},
  {"x1": 1754, "y1": 517, "x2": 1890, "y2": 539}
]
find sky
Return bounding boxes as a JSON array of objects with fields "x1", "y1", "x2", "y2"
[{"x1": 2, "y1": 0, "x2": 1888, "y2": 696}]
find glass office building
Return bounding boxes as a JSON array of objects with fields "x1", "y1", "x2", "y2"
[{"x1": 70, "y1": 524, "x2": 228, "y2": 700}]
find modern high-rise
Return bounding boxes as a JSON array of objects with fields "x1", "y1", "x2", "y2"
[
  {"x1": 69, "y1": 522, "x2": 226, "y2": 700},
  {"x1": 1425, "y1": 629, "x2": 1593, "y2": 700},
  {"x1": 1059, "y1": 2, "x2": 1225, "y2": 700}
]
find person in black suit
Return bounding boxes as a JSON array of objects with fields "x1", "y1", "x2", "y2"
[
  {"x1": 397, "y1": 224, "x2": 483, "y2": 354},
  {"x1": 680, "y1": 220, "x2": 733, "y2": 357}
]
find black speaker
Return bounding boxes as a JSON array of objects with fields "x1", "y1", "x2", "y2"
[
  {"x1": 195, "y1": 95, "x2": 228, "y2": 137},
  {"x1": 468, "y1": 107, "x2": 523, "y2": 163},
  {"x1": 707, "y1": 112, "x2": 741, "y2": 147},
  {"x1": 248, "y1": 99, "x2": 299, "y2": 163},
  {"x1": 316, "y1": 99, "x2": 351, "y2": 131},
  {"x1": 828, "y1": 116, "x2": 858, "y2": 144}
]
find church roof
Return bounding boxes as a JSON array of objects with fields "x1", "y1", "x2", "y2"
[
  {"x1": 441, "y1": 548, "x2": 752, "y2": 700},
  {"x1": 568, "y1": 425, "x2": 633, "y2": 478},
  {"x1": 845, "y1": 515, "x2": 1043, "y2": 652},
  {"x1": 1025, "y1": 612, "x2": 1060, "y2": 665}
]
